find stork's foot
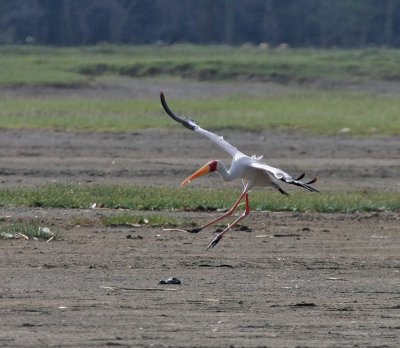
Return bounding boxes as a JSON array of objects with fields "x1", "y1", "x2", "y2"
[
  {"x1": 185, "y1": 227, "x2": 203, "y2": 233},
  {"x1": 205, "y1": 233, "x2": 223, "y2": 251}
]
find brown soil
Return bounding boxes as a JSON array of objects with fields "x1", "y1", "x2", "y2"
[{"x1": 0, "y1": 79, "x2": 399, "y2": 347}]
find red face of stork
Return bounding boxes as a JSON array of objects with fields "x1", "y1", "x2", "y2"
[{"x1": 181, "y1": 160, "x2": 218, "y2": 187}]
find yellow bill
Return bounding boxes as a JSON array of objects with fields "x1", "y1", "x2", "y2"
[{"x1": 181, "y1": 163, "x2": 211, "y2": 187}]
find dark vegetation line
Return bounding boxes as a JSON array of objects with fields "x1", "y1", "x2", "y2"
[{"x1": 1, "y1": 1, "x2": 399, "y2": 48}]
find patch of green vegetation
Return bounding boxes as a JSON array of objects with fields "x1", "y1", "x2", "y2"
[
  {"x1": 102, "y1": 214, "x2": 186, "y2": 228},
  {"x1": 0, "y1": 45, "x2": 399, "y2": 135},
  {"x1": 0, "y1": 92, "x2": 398, "y2": 135},
  {"x1": 0, "y1": 222, "x2": 56, "y2": 240},
  {"x1": 0, "y1": 98, "x2": 160, "y2": 131},
  {"x1": 2, "y1": 45, "x2": 400, "y2": 86},
  {"x1": 173, "y1": 92, "x2": 400, "y2": 136},
  {"x1": 0, "y1": 184, "x2": 397, "y2": 213},
  {"x1": 70, "y1": 216, "x2": 96, "y2": 227}
]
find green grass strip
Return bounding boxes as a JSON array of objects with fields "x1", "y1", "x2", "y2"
[
  {"x1": 0, "y1": 184, "x2": 397, "y2": 213},
  {"x1": 2, "y1": 45, "x2": 400, "y2": 86},
  {"x1": 0, "y1": 222, "x2": 56, "y2": 240},
  {"x1": 0, "y1": 92, "x2": 399, "y2": 135}
]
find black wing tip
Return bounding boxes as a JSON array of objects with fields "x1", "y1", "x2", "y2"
[
  {"x1": 160, "y1": 91, "x2": 174, "y2": 119},
  {"x1": 160, "y1": 91, "x2": 196, "y2": 131},
  {"x1": 303, "y1": 176, "x2": 319, "y2": 192},
  {"x1": 306, "y1": 176, "x2": 318, "y2": 185},
  {"x1": 279, "y1": 188, "x2": 291, "y2": 197},
  {"x1": 281, "y1": 174, "x2": 319, "y2": 193},
  {"x1": 304, "y1": 184, "x2": 319, "y2": 193}
]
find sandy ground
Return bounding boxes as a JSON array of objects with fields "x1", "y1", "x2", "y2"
[
  {"x1": 1, "y1": 208, "x2": 399, "y2": 347},
  {"x1": 0, "y1": 128, "x2": 398, "y2": 192},
  {"x1": 0, "y1": 79, "x2": 399, "y2": 347}
]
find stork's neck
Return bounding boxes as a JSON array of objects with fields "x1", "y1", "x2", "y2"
[{"x1": 216, "y1": 161, "x2": 235, "y2": 182}]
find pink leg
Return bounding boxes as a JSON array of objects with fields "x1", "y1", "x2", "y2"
[
  {"x1": 186, "y1": 191, "x2": 247, "y2": 233},
  {"x1": 205, "y1": 193, "x2": 250, "y2": 250}
]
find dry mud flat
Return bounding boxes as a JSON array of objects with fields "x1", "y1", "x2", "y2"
[
  {"x1": 0, "y1": 128, "x2": 399, "y2": 192},
  {"x1": 0, "y1": 127, "x2": 399, "y2": 347},
  {"x1": 0, "y1": 209, "x2": 399, "y2": 347}
]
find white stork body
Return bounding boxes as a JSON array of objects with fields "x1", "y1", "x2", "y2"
[
  {"x1": 214, "y1": 156, "x2": 275, "y2": 189},
  {"x1": 160, "y1": 92, "x2": 318, "y2": 250}
]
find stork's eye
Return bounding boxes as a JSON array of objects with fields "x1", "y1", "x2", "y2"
[{"x1": 209, "y1": 160, "x2": 218, "y2": 172}]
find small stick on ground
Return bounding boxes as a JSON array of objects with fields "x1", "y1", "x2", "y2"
[{"x1": 163, "y1": 228, "x2": 190, "y2": 233}]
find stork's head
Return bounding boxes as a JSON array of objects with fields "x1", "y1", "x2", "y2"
[{"x1": 181, "y1": 160, "x2": 218, "y2": 187}]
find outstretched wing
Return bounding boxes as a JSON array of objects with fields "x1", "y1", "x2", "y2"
[
  {"x1": 160, "y1": 92, "x2": 242, "y2": 157},
  {"x1": 251, "y1": 162, "x2": 319, "y2": 192}
]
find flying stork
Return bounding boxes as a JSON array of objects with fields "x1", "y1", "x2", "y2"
[{"x1": 160, "y1": 92, "x2": 318, "y2": 250}]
